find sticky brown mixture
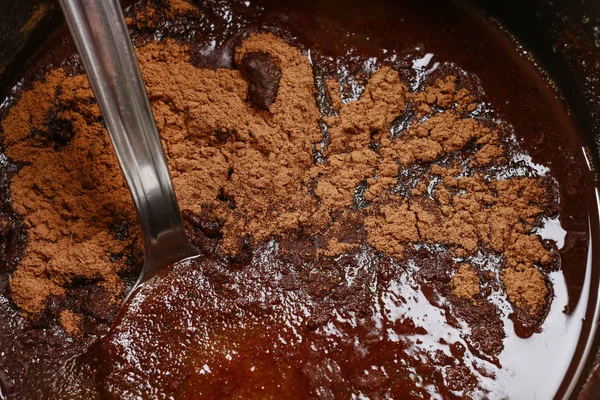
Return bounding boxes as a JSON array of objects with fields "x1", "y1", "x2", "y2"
[
  {"x1": 3, "y1": 33, "x2": 553, "y2": 321},
  {"x1": 0, "y1": 0, "x2": 571, "y2": 397}
]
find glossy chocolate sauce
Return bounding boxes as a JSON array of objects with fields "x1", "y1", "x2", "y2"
[{"x1": 0, "y1": 0, "x2": 598, "y2": 399}]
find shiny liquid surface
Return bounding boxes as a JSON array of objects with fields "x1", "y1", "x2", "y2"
[{"x1": 81, "y1": 240, "x2": 592, "y2": 399}]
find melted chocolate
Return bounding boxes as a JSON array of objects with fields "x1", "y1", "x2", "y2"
[{"x1": 239, "y1": 52, "x2": 281, "y2": 110}]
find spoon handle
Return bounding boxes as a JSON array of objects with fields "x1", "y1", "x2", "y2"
[{"x1": 59, "y1": 0, "x2": 197, "y2": 279}]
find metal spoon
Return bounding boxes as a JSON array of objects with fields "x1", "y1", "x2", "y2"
[{"x1": 58, "y1": 0, "x2": 199, "y2": 297}]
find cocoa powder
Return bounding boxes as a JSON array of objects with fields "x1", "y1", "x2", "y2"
[
  {"x1": 2, "y1": 70, "x2": 136, "y2": 315},
  {"x1": 451, "y1": 264, "x2": 481, "y2": 301},
  {"x1": 2, "y1": 22, "x2": 553, "y2": 325},
  {"x1": 59, "y1": 309, "x2": 82, "y2": 336}
]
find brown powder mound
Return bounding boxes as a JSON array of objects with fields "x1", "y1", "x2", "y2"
[
  {"x1": 2, "y1": 70, "x2": 136, "y2": 314},
  {"x1": 4, "y1": 33, "x2": 323, "y2": 314},
  {"x1": 471, "y1": 144, "x2": 504, "y2": 167},
  {"x1": 143, "y1": 34, "x2": 323, "y2": 254},
  {"x1": 502, "y1": 266, "x2": 548, "y2": 311},
  {"x1": 325, "y1": 67, "x2": 407, "y2": 154},
  {"x1": 364, "y1": 202, "x2": 419, "y2": 258},
  {"x1": 409, "y1": 173, "x2": 551, "y2": 263},
  {"x1": 451, "y1": 264, "x2": 481, "y2": 301},
  {"x1": 2, "y1": 30, "x2": 557, "y2": 321},
  {"x1": 316, "y1": 68, "x2": 406, "y2": 209},
  {"x1": 411, "y1": 75, "x2": 477, "y2": 116},
  {"x1": 59, "y1": 310, "x2": 82, "y2": 336},
  {"x1": 391, "y1": 112, "x2": 491, "y2": 165}
]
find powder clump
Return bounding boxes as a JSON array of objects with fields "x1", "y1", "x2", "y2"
[
  {"x1": 2, "y1": 70, "x2": 136, "y2": 315},
  {"x1": 59, "y1": 309, "x2": 82, "y2": 336},
  {"x1": 502, "y1": 266, "x2": 548, "y2": 311},
  {"x1": 451, "y1": 264, "x2": 481, "y2": 301}
]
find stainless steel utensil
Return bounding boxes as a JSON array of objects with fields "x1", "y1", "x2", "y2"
[{"x1": 58, "y1": 0, "x2": 199, "y2": 296}]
